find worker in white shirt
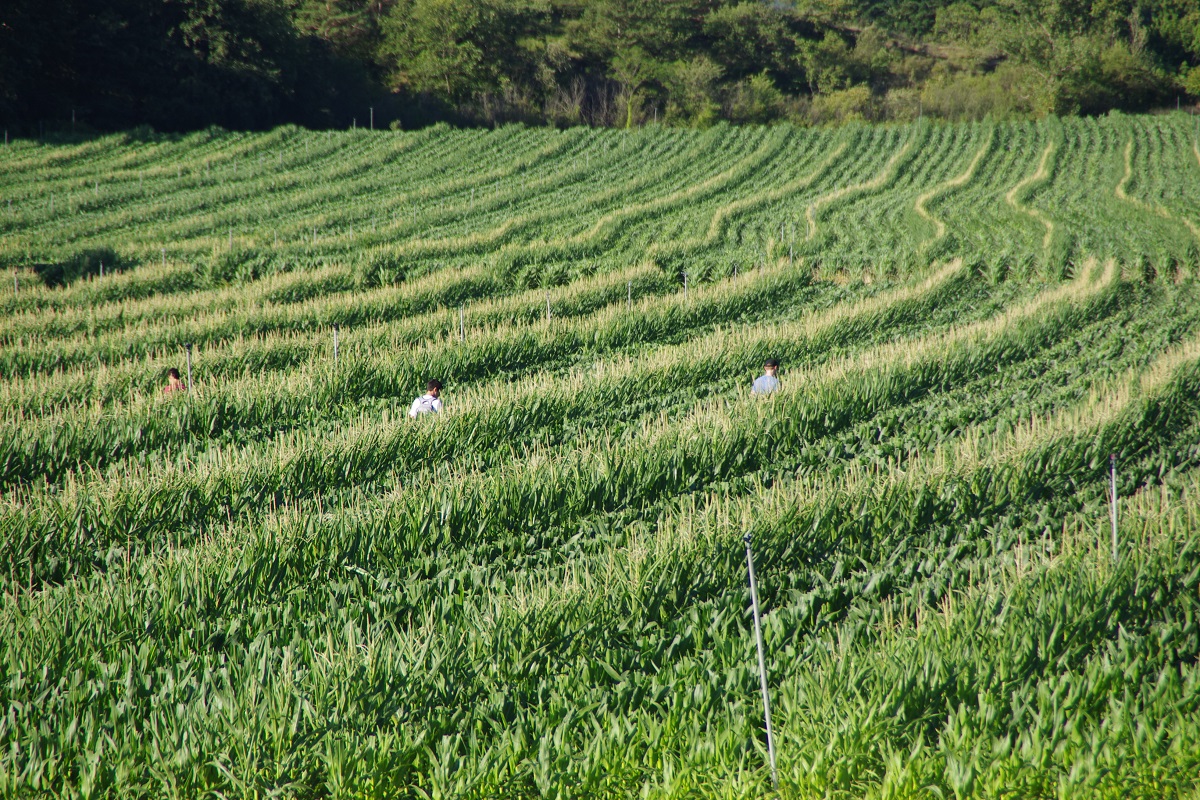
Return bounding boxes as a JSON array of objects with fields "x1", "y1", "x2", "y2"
[
  {"x1": 751, "y1": 359, "x2": 780, "y2": 395},
  {"x1": 409, "y1": 379, "x2": 444, "y2": 418}
]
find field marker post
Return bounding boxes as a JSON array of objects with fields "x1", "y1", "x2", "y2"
[
  {"x1": 459, "y1": 306, "x2": 464, "y2": 341},
  {"x1": 1110, "y1": 454, "x2": 1118, "y2": 560},
  {"x1": 546, "y1": 292, "x2": 551, "y2": 322},
  {"x1": 99, "y1": 261, "x2": 104, "y2": 279},
  {"x1": 228, "y1": 228, "x2": 233, "y2": 250},
  {"x1": 333, "y1": 325, "x2": 340, "y2": 365},
  {"x1": 370, "y1": 107, "x2": 374, "y2": 130},
  {"x1": 185, "y1": 343, "x2": 194, "y2": 391},
  {"x1": 161, "y1": 248, "x2": 165, "y2": 267},
  {"x1": 13, "y1": 272, "x2": 17, "y2": 293},
  {"x1": 744, "y1": 532, "x2": 778, "y2": 789},
  {"x1": 683, "y1": 272, "x2": 688, "y2": 301},
  {"x1": 627, "y1": 280, "x2": 632, "y2": 310}
]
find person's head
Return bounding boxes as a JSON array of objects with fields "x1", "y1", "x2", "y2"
[
  {"x1": 426, "y1": 379, "x2": 443, "y2": 398},
  {"x1": 763, "y1": 358, "x2": 779, "y2": 376},
  {"x1": 167, "y1": 368, "x2": 181, "y2": 382}
]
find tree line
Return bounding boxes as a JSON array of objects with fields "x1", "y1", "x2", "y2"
[{"x1": 2, "y1": 0, "x2": 1198, "y2": 134}]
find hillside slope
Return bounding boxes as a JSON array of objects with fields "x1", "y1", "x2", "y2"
[{"x1": 1, "y1": 116, "x2": 1200, "y2": 798}]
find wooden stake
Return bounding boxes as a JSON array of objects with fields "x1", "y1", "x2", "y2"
[
  {"x1": 744, "y1": 533, "x2": 778, "y2": 789},
  {"x1": 1110, "y1": 454, "x2": 1119, "y2": 560}
]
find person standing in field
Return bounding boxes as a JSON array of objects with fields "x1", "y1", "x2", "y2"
[
  {"x1": 409, "y1": 379, "x2": 444, "y2": 418},
  {"x1": 163, "y1": 367, "x2": 187, "y2": 394},
  {"x1": 751, "y1": 359, "x2": 780, "y2": 395}
]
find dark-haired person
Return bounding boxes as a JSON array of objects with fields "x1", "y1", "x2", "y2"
[
  {"x1": 409, "y1": 379, "x2": 444, "y2": 418},
  {"x1": 751, "y1": 359, "x2": 780, "y2": 395},
  {"x1": 163, "y1": 367, "x2": 187, "y2": 394}
]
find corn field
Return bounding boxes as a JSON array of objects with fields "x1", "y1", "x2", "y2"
[{"x1": 2, "y1": 113, "x2": 1200, "y2": 798}]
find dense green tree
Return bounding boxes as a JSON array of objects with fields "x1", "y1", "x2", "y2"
[
  {"x1": 702, "y1": 2, "x2": 810, "y2": 88},
  {"x1": 1, "y1": 0, "x2": 1197, "y2": 133}
]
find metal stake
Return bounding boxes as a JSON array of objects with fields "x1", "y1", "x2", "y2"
[
  {"x1": 333, "y1": 325, "x2": 340, "y2": 364},
  {"x1": 546, "y1": 292, "x2": 551, "y2": 322},
  {"x1": 683, "y1": 273, "x2": 688, "y2": 301},
  {"x1": 185, "y1": 343, "x2": 194, "y2": 391},
  {"x1": 1110, "y1": 454, "x2": 1118, "y2": 560},
  {"x1": 744, "y1": 533, "x2": 778, "y2": 789},
  {"x1": 627, "y1": 280, "x2": 632, "y2": 310},
  {"x1": 161, "y1": 248, "x2": 166, "y2": 267},
  {"x1": 370, "y1": 107, "x2": 374, "y2": 130}
]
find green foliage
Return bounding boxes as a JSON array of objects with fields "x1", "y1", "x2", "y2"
[
  {"x1": 5, "y1": 0, "x2": 1198, "y2": 133},
  {"x1": 1, "y1": 117, "x2": 1200, "y2": 798}
]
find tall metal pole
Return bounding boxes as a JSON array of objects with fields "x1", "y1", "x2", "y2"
[
  {"x1": 546, "y1": 292, "x2": 551, "y2": 323},
  {"x1": 683, "y1": 273, "x2": 688, "y2": 301},
  {"x1": 744, "y1": 533, "x2": 778, "y2": 789},
  {"x1": 333, "y1": 325, "x2": 340, "y2": 365},
  {"x1": 1110, "y1": 454, "x2": 1118, "y2": 560},
  {"x1": 459, "y1": 306, "x2": 465, "y2": 341},
  {"x1": 185, "y1": 344, "x2": 193, "y2": 391}
]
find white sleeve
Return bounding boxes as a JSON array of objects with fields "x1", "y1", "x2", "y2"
[{"x1": 408, "y1": 398, "x2": 421, "y2": 418}]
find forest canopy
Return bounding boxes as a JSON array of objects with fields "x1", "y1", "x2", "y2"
[{"x1": 2, "y1": 0, "x2": 1198, "y2": 133}]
